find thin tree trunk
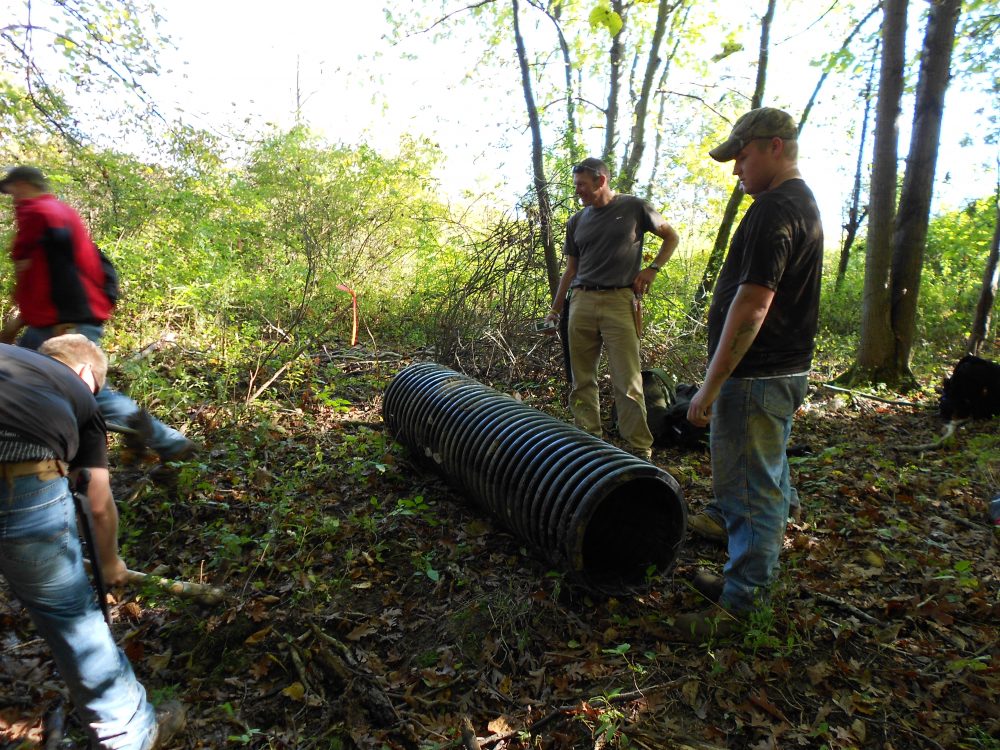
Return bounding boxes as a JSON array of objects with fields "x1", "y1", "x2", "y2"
[
  {"x1": 619, "y1": 0, "x2": 674, "y2": 194},
  {"x1": 967, "y1": 190, "x2": 1000, "y2": 356},
  {"x1": 512, "y1": 0, "x2": 558, "y2": 295},
  {"x1": 889, "y1": 0, "x2": 961, "y2": 380},
  {"x1": 691, "y1": 0, "x2": 775, "y2": 316},
  {"x1": 602, "y1": 0, "x2": 627, "y2": 164},
  {"x1": 848, "y1": 0, "x2": 907, "y2": 384},
  {"x1": 647, "y1": 2, "x2": 691, "y2": 196},
  {"x1": 527, "y1": 0, "x2": 580, "y2": 161},
  {"x1": 837, "y1": 41, "x2": 879, "y2": 291},
  {"x1": 798, "y1": 3, "x2": 881, "y2": 134}
]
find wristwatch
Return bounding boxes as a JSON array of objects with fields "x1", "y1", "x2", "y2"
[{"x1": 647, "y1": 263, "x2": 660, "y2": 272}]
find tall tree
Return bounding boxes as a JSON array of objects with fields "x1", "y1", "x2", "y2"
[
  {"x1": 690, "y1": 0, "x2": 775, "y2": 316},
  {"x1": 618, "y1": 0, "x2": 677, "y2": 193},
  {"x1": 526, "y1": 0, "x2": 582, "y2": 161},
  {"x1": 967, "y1": 185, "x2": 1000, "y2": 356},
  {"x1": 602, "y1": 0, "x2": 629, "y2": 163},
  {"x1": 846, "y1": 0, "x2": 908, "y2": 385},
  {"x1": 888, "y1": 0, "x2": 962, "y2": 378},
  {"x1": 646, "y1": 2, "x2": 692, "y2": 194},
  {"x1": 512, "y1": 0, "x2": 560, "y2": 295},
  {"x1": 837, "y1": 42, "x2": 879, "y2": 291}
]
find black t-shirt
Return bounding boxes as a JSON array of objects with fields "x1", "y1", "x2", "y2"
[
  {"x1": 0, "y1": 344, "x2": 108, "y2": 469},
  {"x1": 707, "y1": 179, "x2": 823, "y2": 378}
]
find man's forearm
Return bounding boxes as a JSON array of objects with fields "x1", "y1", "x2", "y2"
[
  {"x1": 84, "y1": 470, "x2": 121, "y2": 570},
  {"x1": 550, "y1": 258, "x2": 577, "y2": 316},
  {"x1": 702, "y1": 284, "x2": 775, "y2": 395},
  {"x1": 650, "y1": 223, "x2": 680, "y2": 266}
]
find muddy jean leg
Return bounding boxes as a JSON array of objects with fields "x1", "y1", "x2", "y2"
[
  {"x1": 0, "y1": 475, "x2": 156, "y2": 749},
  {"x1": 711, "y1": 375, "x2": 807, "y2": 613}
]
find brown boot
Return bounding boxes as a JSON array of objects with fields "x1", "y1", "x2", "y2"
[
  {"x1": 150, "y1": 700, "x2": 186, "y2": 749},
  {"x1": 688, "y1": 511, "x2": 727, "y2": 545}
]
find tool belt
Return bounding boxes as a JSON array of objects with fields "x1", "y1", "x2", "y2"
[{"x1": 0, "y1": 459, "x2": 69, "y2": 483}]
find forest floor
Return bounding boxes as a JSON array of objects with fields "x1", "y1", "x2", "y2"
[{"x1": 1, "y1": 341, "x2": 998, "y2": 750}]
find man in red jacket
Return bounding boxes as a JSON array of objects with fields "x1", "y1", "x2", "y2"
[{"x1": 1, "y1": 166, "x2": 196, "y2": 461}]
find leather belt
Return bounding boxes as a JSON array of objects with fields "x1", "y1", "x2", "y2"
[
  {"x1": 0, "y1": 459, "x2": 69, "y2": 482},
  {"x1": 573, "y1": 285, "x2": 631, "y2": 291}
]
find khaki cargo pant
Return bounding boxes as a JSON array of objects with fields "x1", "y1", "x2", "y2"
[{"x1": 567, "y1": 287, "x2": 653, "y2": 453}]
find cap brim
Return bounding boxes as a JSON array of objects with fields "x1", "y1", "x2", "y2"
[{"x1": 709, "y1": 138, "x2": 740, "y2": 162}]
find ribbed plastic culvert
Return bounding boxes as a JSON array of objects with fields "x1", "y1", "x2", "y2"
[{"x1": 383, "y1": 362, "x2": 687, "y2": 583}]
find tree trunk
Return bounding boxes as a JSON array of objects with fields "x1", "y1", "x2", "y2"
[
  {"x1": 690, "y1": 0, "x2": 775, "y2": 317},
  {"x1": 836, "y1": 42, "x2": 879, "y2": 291},
  {"x1": 647, "y1": 3, "x2": 692, "y2": 196},
  {"x1": 889, "y1": 0, "x2": 961, "y2": 380},
  {"x1": 602, "y1": 0, "x2": 627, "y2": 165},
  {"x1": 798, "y1": 4, "x2": 881, "y2": 135},
  {"x1": 846, "y1": 0, "x2": 907, "y2": 385},
  {"x1": 619, "y1": 0, "x2": 674, "y2": 194},
  {"x1": 527, "y1": 0, "x2": 581, "y2": 162},
  {"x1": 512, "y1": 0, "x2": 559, "y2": 296},
  {"x1": 967, "y1": 192, "x2": 1000, "y2": 356}
]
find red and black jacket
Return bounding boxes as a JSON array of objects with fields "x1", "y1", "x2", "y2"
[{"x1": 11, "y1": 193, "x2": 114, "y2": 327}]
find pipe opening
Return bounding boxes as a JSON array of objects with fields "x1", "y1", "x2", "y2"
[{"x1": 579, "y1": 477, "x2": 686, "y2": 584}]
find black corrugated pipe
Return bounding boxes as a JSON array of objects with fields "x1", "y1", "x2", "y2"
[{"x1": 383, "y1": 362, "x2": 687, "y2": 584}]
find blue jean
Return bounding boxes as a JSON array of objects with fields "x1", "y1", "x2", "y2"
[
  {"x1": 711, "y1": 375, "x2": 808, "y2": 613},
  {"x1": 0, "y1": 474, "x2": 156, "y2": 749},
  {"x1": 19, "y1": 324, "x2": 190, "y2": 458}
]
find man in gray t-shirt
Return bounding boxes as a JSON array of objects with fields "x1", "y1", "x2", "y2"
[{"x1": 546, "y1": 158, "x2": 679, "y2": 459}]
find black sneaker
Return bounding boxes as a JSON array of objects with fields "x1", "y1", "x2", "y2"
[{"x1": 150, "y1": 700, "x2": 186, "y2": 749}]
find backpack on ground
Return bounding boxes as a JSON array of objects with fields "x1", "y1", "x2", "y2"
[
  {"x1": 940, "y1": 355, "x2": 1000, "y2": 421},
  {"x1": 613, "y1": 368, "x2": 709, "y2": 450},
  {"x1": 643, "y1": 369, "x2": 709, "y2": 450}
]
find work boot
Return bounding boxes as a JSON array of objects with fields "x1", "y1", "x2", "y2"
[
  {"x1": 691, "y1": 570, "x2": 724, "y2": 603},
  {"x1": 122, "y1": 410, "x2": 155, "y2": 464},
  {"x1": 672, "y1": 605, "x2": 742, "y2": 642},
  {"x1": 688, "y1": 511, "x2": 727, "y2": 545},
  {"x1": 627, "y1": 445, "x2": 653, "y2": 461},
  {"x1": 158, "y1": 436, "x2": 199, "y2": 462},
  {"x1": 150, "y1": 700, "x2": 186, "y2": 749}
]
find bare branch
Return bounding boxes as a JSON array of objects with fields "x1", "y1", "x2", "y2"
[
  {"x1": 401, "y1": 0, "x2": 498, "y2": 39},
  {"x1": 658, "y1": 90, "x2": 731, "y2": 122}
]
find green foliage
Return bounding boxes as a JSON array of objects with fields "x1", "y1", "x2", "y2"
[{"x1": 589, "y1": 3, "x2": 624, "y2": 36}]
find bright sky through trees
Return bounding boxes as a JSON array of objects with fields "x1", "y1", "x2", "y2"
[{"x1": 17, "y1": 0, "x2": 999, "y2": 241}]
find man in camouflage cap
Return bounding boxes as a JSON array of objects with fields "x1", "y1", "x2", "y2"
[{"x1": 676, "y1": 107, "x2": 823, "y2": 639}]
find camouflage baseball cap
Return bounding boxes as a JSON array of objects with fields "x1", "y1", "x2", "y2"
[
  {"x1": 709, "y1": 108, "x2": 796, "y2": 162},
  {"x1": 0, "y1": 165, "x2": 49, "y2": 194}
]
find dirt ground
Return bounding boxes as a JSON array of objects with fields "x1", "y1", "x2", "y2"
[{"x1": 2, "y1": 350, "x2": 998, "y2": 749}]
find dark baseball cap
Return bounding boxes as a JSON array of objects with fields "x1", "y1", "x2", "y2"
[
  {"x1": 709, "y1": 108, "x2": 797, "y2": 162},
  {"x1": 0, "y1": 165, "x2": 50, "y2": 194}
]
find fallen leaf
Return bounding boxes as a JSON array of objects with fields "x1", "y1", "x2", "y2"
[
  {"x1": 281, "y1": 682, "x2": 305, "y2": 701},
  {"x1": 244, "y1": 626, "x2": 272, "y2": 645}
]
